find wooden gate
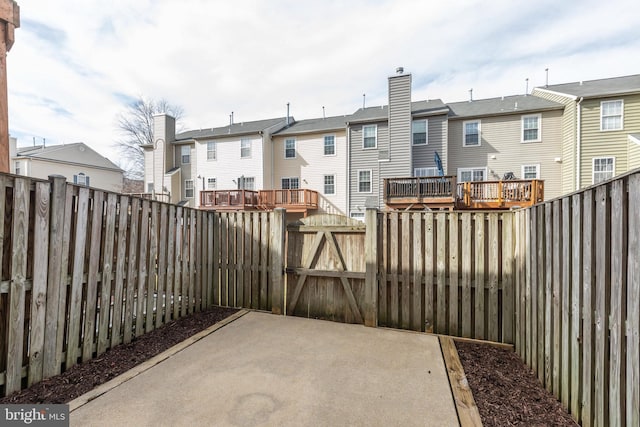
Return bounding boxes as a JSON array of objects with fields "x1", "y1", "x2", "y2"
[{"x1": 285, "y1": 214, "x2": 367, "y2": 324}]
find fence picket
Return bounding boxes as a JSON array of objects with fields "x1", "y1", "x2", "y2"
[
  {"x1": 97, "y1": 193, "x2": 116, "y2": 355},
  {"x1": 123, "y1": 198, "x2": 140, "y2": 344},
  {"x1": 461, "y1": 213, "x2": 472, "y2": 338},
  {"x1": 474, "y1": 213, "x2": 485, "y2": 340},
  {"x1": 145, "y1": 201, "x2": 158, "y2": 332},
  {"x1": 627, "y1": 174, "x2": 640, "y2": 427},
  {"x1": 111, "y1": 196, "x2": 129, "y2": 345},
  {"x1": 449, "y1": 212, "x2": 459, "y2": 336}
]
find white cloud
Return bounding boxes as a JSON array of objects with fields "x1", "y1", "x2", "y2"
[{"x1": 7, "y1": 0, "x2": 640, "y2": 168}]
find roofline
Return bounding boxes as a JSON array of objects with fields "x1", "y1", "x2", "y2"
[
  {"x1": 175, "y1": 129, "x2": 270, "y2": 141},
  {"x1": 532, "y1": 87, "x2": 578, "y2": 100},
  {"x1": 448, "y1": 104, "x2": 564, "y2": 120},
  {"x1": 629, "y1": 134, "x2": 640, "y2": 145},
  {"x1": 273, "y1": 125, "x2": 347, "y2": 136},
  {"x1": 14, "y1": 155, "x2": 124, "y2": 173},
  {"x1": 534, "y1": 85, "x2": 640, "y2": 100},
  {"x1": 411, "y1": 107, "x2": 451, "y2": 117}
]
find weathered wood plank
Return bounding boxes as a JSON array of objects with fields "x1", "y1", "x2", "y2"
[
  {"x1": 123, "y1": 198, "x2": 140, "y2": 344},
  {"x1": 474, "y1": 213, "x2": 485, "y2": 340},
  {"x1": 81, "y1": 191, "x2": 103, "y2": 362},
  {"x1": 251, "y1": 212, "x2": 260, "y2": 309},
  {"x1": 461, "y1": 213, "x2": 472, "y2": 338},
  {"x1": 270, "y1": 209, "x2": 285, "y2": 315},
  {"x1": 552, "y1": 199, "x2": 562, "y2": 395},
  {"x1": 609, "y1": 180, "x2": 626, "y2": 427},
  {"x1": 66, "y1": 186, "x2": 89, "y2": 369},
  {"x1": 544, "y1": 202, "x2": 553, "y2": 389},
  {"x1": 136, "y1": 200, "x2": 150, "y2": 335},
  {"x1": 365, "y1": 209, "x2": 378, "y2": 328},
  {"x1": 195, "y1": 210, "x2": 203, "y2": 312},
  {"x1": 501, "y1": 212, "x2": 514, "y2": 344},
  {"x1": 28, "y1": 182, "x2": 50, "y2": 385},
  {"x1": 390, "y1": 212, "x2": 399, "y2": 327},
  {"x1": 5, "y1": 178, "x2": 29, "y2": 394},
  {"x1": 165, "y1": 205, "x2": 176, "y2": 319},
  {"x1": 594, "y1": 185, "x2": 610, "y2": 427},
  {"x1": 401, "y1": 212, "x2": 411, "y2": 329},
  {"x1": 411, "y1": 212, "x2": 422, "y2": 332},
  {"x1": 227, "y1": 213, "x2": 236, "y2": 307},
  {"x1": 536, "y1": 205, "x2": 545, "y2": 381},
  {"x1": 97, "y1": 193, "x2": 116, "y2": 355},
  {"x1": 379, "y1": 213, "x2": 388, "y2": 326},
  {"x1": 449, "y1": 212, "x2": 459, "y2": 336},
  {"x1": 212, "y1": 212, "x2": 220, "y2": 307},
  {"x1": 173, "y1": 207, "x2": 182, "y2": 319},
  {"x1": 582, "y1": 190, "x2": 596, "y2": 427},
  {"x1": 156, "y1": 203, "x2": 169, "y2": 327},
  {"x1": 219, "y1": 212, "x2": 228, "y2": 306},
  {"x1": 188, "y1": 209, "x2": 197, "y2": 313},
  {"x1": 561, "y1": 197, "x2": 572, "y2": 408},
  {"x1": 487, "y1": 213, "x2": 499, "y2": 342},
  {"x1": 570, "y1": 193, "x2": 582, "y2": 422},
  {"x1": 111, "y1": 196, "x2": 129, "y2": 346},
  {"x1": 0, "y1": 175, "x2": 6, "y2": 377},
  {"x1": 244, "y1": 212, "x2": 252, "y2": 308},
  {"x1": 436, "y1": 212, "x2": 447, "y2": 334},
  {"x1": 523, "y1": 209, "x2": 531, "y2": 366},
  {"x1": 181, "y1": 209, "x2": 190, "y2": 316},
  {"x1": 627, "y1": 174, "x2": 640, "y2": 427},
  {"x1": 145, "y1": 201, "x2": 158, "y2": 332},
  {"x1": 529, "y1": 207, "x2": 538, "y2": 370},
  {"x1": 259, "y1": 212, "x2": 269, "y2": 310}
]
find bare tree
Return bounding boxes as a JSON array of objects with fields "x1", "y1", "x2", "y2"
[{"x1": 115, "y1": 97, "x2": 183, "y2": 180}]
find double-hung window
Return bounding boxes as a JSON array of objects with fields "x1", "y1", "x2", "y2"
[
  {"x1": 358, "y1": 170, "x2": 372, "y2": 193},
  {"x1": 237, "y1": 176, "x2": 255, "y2": 190},
  {"x1": 206, "y1": 141, "x2": 216, "y2": 160},
  {"x1": 324, "y1": 135, "x2": 335, "y2": 155},
  {"x1": 458, "y1": 167, "x2": 486, "y2": 182},
  {"x1": 363, "y1": 125, "x2": 377, "y2": 149},
  {"x1": 592, "y1": 157, "x2": 615, "y2": 184},
  {"x1": 181, "y1": 146, "x2": 190, "y2": 164},
  {"x1": 281, "y1": 177, "x2": 299, "y2": 190},
  {"x1": 414, "y1": 167, "x2": 439, "y2": 177},
  {"x1": 284, "y1": 138, "x2": 296, "y2": 159},
  {"x1": 412, "y1": 120, "x2": 427, "y2": 145},
  {"x1": 522, "y1": 114, "x2": 541, "y2": 142},
  {"x1": 185, "y1": 179, "x2": 194, "y2": 198},
  {"x1": 323, "y1": 175, "x2": 335, "y2": 195},
  {"x1": 74, "y1": 173, "x2": 90, "y2": 186},
  {"x1": 521, "y1": 164, "x2": 540, "y2": 179},
  {"x1": 463, "y1": 120, "x2": 480, "y2": 146},
  {"x1": 206, "y1": 177, "x2": 217, "y2": 189},
  {"x1": 15, "y1": 161, "x2": 21, "y2": 175},
  {"x1": 240, "y1": 139, "x2": 252, "y2": 158},
  {"x1": 601, "y1": 100, "x2": 623, "y2": 131}
]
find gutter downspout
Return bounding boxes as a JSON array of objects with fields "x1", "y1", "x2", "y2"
[
  {"x1": 576, "y1": 97, "x2": 584, "y2": 191},
  {"x1": 345, "y1": 121, "x2": 350, "y2": 216}
]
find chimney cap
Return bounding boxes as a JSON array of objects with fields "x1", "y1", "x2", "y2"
[{"x1": 395, "y1": 66, "x2": 404, "y2": 75}]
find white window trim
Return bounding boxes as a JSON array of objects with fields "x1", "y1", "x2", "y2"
[
  {"x1": 521, "y1": 114, "x2": 542, "y2": 143},
  {"x1": 412, "y1": 119, "x2": 428, "y2": 145},
  {"x1": 324, "y1": 135, "x2": 336, "y2": 156},
  {"x1": 240, "y1": 139, "x2": 252, "y2": 159},
  {"x1": 457, "y1": 167, "x2": 487, "y2": 182},
  {"x1": 600, "y1": 100, "x2": 624, "y2": 131},
  {"x1": 357, "y1": 169, "x2": 373, "y2": 193},
  {"x1": 181, "y1": 145, "x2": 191, "y2": 164},
  {"x1": 414, "y1": 167, "x2": 439, "y2": 177},
  {"x1": 281, "y1": 176, "x2": 300, "y2": 190},
  {"x1": 206, "y1": 177, "x2": 217, "y2": 190},
  {"x1": 462, "y1": 120, "x2": 481, "y2": 147},
  {"x1": 362, "y1": 124, "x2": 377, "y2": 149},
  {"x1": 350, "y1": 211, "x2": 365, "y2": 222},
  {"x1": 521, "y1": 164, "x2": 540, "y2": 179},
  {"x1": 206, "y1": 141, "x2": 217, "y2": 161},
  {"x1": 284, "y1": 138, "x2": 296, "y2": 159},
  {"x1": 185, "y1": 179, "x2": 194, "y2": 198},
  {"x1": 592, "y1": 156, "x2": 616, "y2": 184},
  {"x1": 323, "y1": 174, "x2": 336, "y2": 195}
]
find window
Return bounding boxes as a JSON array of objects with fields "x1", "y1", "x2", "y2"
[
  {"x1": 185, "y1": 180, "x2": 194, "y2": 198},
  {"x1": 593, "y1": 157, "x2": 615, "y2": 184},
  {"x1": 350, "y1": 212, "x2": 365, "y2": 222},
  {"x1": 15, "y1": 161, "x2": 20, "y2": 175},
  {"x1": 147, "y1": 183, "x2": 154, "y2": 193},
  {"x1": 601, "y1": 100, "x2": 623, "y2": 131},
  {"x1": 241, "y1": 139, "x2": 252, "y2": 158},
  {"x1": 414, "y1": 167, "x2": 439, "y2": 177},
  {"x1": 284, "y1": 138, "x2": 296, "y2": 159},
  {"x1": 363, "y1": 125, "x2": 377, "y2": 149},
  {"x1": 522, "y1": 114, "x2": 541, "y2": 142},
  {"x1": 74, "y1": 173, "x2": 90, "y2": 186},
  {"x1": 207, "y1": 141, "x2": 217, "y2": 160},
  {"x1": 463, "y1": 120, "x2": 480, "y2": 146},
  {"x1": 324, "y1": 135, "x2": 335, "y2": 156},
  {"x1": 457, "y1": 167, "x2": 486, "y2": 182},
  {"x1": 323, "y1": 175, "x2": 335, "y2": 195},
  {"x1": 281, "y1": 177, "x2": 299, "y2": 190},
  {"x1": 521, "y1": 164, "x2": 540, "y2": 179},
  {"x1": 358, "y1": 170, "x2": 372, "y2": 193},
  {"x1": 237, "y1": 176, "x2": 255, "y2": 190},
  {"x1": 207, "y1": 178, "x2": 217, "y2": 189},
  {"x1": 181, "y1": 146, "x2": 190, "y2": 164},
  {"x1": 412, "y1": 120, "x2": 427, "y2": 145}
]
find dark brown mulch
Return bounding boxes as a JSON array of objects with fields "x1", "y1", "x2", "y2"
[
  {"x1": 0, "y1": 306, "x2": 238, "y2": 404},
  {"x1": 456, "y1": 341, "x2": 578, "y2": 427}
]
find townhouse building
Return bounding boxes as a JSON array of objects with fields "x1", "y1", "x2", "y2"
[
  {"x1": 447, "y1": 95, "x2": 564, "y2": 199},
  {"x1": 532, "y1": 74, "x2": 640, "y2": 192}
]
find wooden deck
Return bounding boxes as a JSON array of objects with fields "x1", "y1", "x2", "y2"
[
  {"x1": 200, "y1": 188, "x2": 318, "y2": 215},
  {"x1": 384, "y1": 177, "x2": 544, "y2": 210}
]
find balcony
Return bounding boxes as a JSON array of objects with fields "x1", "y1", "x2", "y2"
[
  {"x1": 200, "y1": 188, "x2": 318, "y2": 214},
  {"x1": 384, "y1": 177, "x2": 544, "y2": 210}
]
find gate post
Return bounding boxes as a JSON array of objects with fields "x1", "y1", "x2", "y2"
[
  {"x1": 270, "y1": 208, "x2": 286, "y2": 315},
  {"x1": 364, "y1": 208, "x2": 378, "y2": 327}
]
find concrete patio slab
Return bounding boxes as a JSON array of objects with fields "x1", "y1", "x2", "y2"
[{"x1": 70, "y1": 311, "x2": 459, "y2": 427}]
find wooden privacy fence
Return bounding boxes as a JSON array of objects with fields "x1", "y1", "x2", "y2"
[
  {"x1": 0, "y1": 175, "x2": 283, "y2": 397},
  {"x1": 514, "y1": 169, "x2": 639, "y2": 427}
]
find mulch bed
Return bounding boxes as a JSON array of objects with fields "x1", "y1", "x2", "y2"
[
  {"x1": 456, "y1": 341, "x2": 578, "y2": 426},
  {"x1": 0, "y1": 306, "x2": 238, "y2": 404}
]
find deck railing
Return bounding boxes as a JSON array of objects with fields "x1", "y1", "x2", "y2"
[
  {"x1": 199, "y1": 188, "x2": 318, "y2": 211},
  {"x1": 259, "y1": 189, "x2": 318, "y2": 210},
  {"x1": 384, "y1": 177, "x2": 543, "y2": 209},
  {"x1": 200, "y1": 189, "x2": 260, "y2": 210}
]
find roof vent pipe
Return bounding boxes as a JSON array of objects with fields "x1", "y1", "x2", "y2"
[
  {"x1": 525, "y1": 78, "x2": 529, "y2": 95},
  {"x1": 396, "y1": 66, "x2": 404, "y2": 75},
  {"x1": 322, "y1": 106, "x2": 325, "y2": 119},
  {"x1": 230, "y1": 111, "x2": 234, "y2": 126},
  {"x1": 286, "y1": 103, "x2": 290, "y2": 125},
  {"x1": 469, "y1": 88, "x2": 473, "y2": 102},
  {"x1": 545, "y1": 68, "x2": 549, "y2": 87},
  {"x1": 362, "y1": 93, "x2": 366, "y2": 109}
]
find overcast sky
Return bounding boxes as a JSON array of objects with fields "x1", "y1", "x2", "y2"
[{"x1": 8, "y1": 0, "x2": 640, "y2": 170}]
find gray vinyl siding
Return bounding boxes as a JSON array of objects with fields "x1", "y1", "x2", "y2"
[
  {"x1": 412, "y1": 115, "x2": 448, "y2": 174},
  {"x1": 579, "y1": 94, "x2": 640, "y2": 186},
  {"x1": 448, "y1": 109, "x2": 563, "y2": 199},
  {"x1": 385, "y1": 74, "x2": 412, "y2": 178},
  {"x1": 532, "y1": 89, "x2": 575, "y2": 193},
  {"x1": 349, "y1": 122, "x2": 388, "y2": 212}
]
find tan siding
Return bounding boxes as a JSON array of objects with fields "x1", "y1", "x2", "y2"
[
  {"x1": 579, "y1": 94, "x2": 640, "y2": 186},
  {"x1": 272, "y1": 131, "x2": 348, "y2": 215},
  {"x1": 629, "y1": 139, "x2": 640, "y2": 170},
  {"x1": 27, "y1": 159, "x2": 124, "y2": 193},
  {"x1": 532, "y1": 89, "x2": 575, "y2": 193},
  {"x1": 448, "y1": 110, "x2": 563, "y2": 199}
]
